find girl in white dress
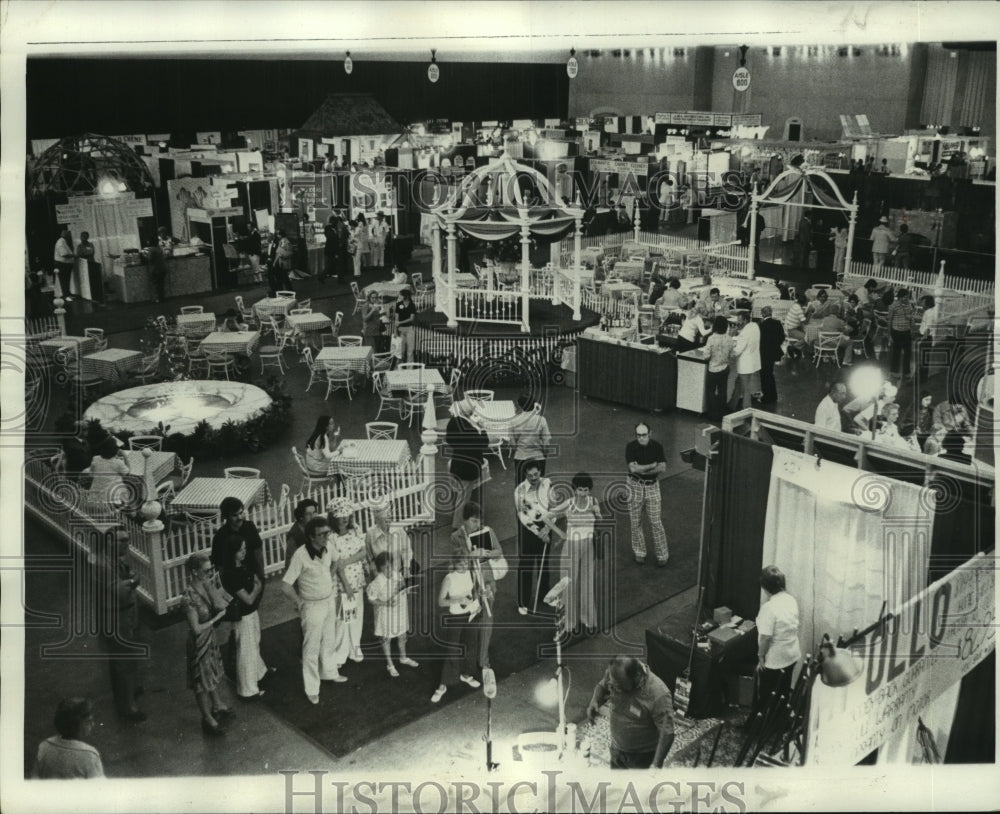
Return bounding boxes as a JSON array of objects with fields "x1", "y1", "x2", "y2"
[{"x1": 366, "y1": 551, "x2": 418, "y2": 677}]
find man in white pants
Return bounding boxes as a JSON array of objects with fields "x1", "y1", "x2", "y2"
[
  {"x1": 370, "y1": 211, "x2": 391, "y2": 270},
  {"x1": 282, "y1": 516, "x2": 348, "y2": 704}
]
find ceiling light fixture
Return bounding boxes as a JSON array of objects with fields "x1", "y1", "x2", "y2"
[
  {"x1": 567, "y1": 48, "x2": 578, "y2": 79},
  {"x1": 344, "y1": 51, "x2": 353, "y2": 75},
  {"x1": 428, "y1": 49, "x2": 440, "y2": 83}
]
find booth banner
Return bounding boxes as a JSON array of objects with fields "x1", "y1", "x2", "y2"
[
  {"x1": 805, "y1": 553, "x2": 995, "y2": 766},
  {"x1": 712, "y1": 114, "x2": 733, "y2": 127},
  {"x1": 654, "y1": 113, "x2": 671, "y2": 124},
  {"x1": 576, "y1": 117, "x2": 593, "y2": 130},
  {"x1": 167, "y1": 178, "x2": 224, "y2": 240},
  {"x1": 590, "y1": 159, "x2": 650, "y2": 177},
  {"x1": 731, "y1": 113, "x2": 763, "y2": 127},
  {"x1": 112, "y1": 134, "x2": 147, "y2": 148},
  {"x1": 671, "y1": 111, "x2": 715, "y2": 126}
]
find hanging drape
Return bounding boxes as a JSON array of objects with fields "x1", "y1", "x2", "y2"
[
  {"x1": 959, "y1": 50, "x2": 996, "y2": 128},
  {"x1": 702, "y1": 432, "x2": 773, "y2": 618},
  {"x1": 761, "y1": 448, "x2": 934, "y2": 657},
  {"x1": 84, "y1": 199, "x2": 141, "y2": 272},
  {"x1": 921, "y1": 45, "x2": 960, "y2": 126}
]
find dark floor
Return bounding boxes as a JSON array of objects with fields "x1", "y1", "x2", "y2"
[{"x1": 18, "y1": 230, "x2": 957, "y2": 781}]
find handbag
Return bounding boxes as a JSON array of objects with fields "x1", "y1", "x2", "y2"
[{"x1": 489, "y1": 554, "x2": 509, "y2": 581}]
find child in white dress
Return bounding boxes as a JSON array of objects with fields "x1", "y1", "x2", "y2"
[{"x1": 366, "y1": 552, "x2": 418, "y2": 677}]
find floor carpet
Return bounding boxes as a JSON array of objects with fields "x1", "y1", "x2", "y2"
[{"x1": 259, "y1": 469, "x2": 704, "y2": 758}]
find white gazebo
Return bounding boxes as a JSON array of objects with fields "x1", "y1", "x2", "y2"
[
  {"x1": 748, "y1": 165, "x2": 859, "y2": 279},
  {"x1": 431, "y1": 153, "x2": 585, "y2": 330}
]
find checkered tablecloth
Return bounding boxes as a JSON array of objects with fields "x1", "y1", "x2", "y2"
[
  {"x1": 172, "y1": 477, "x2": 269, "y2": 513},
  {"x1": 603, "y1": 281, "x2": 642, "y2": 298},
  {"x1": 122, "y1": 450, "x2": 177, "y2": 483},
  {"x1": 611, "y1": 261, "x2": 644, "y2": 281},
  {"x1": 316, "y1": 345, "x2": 373, "y2": 373},
  {"x1": 80, "y1": 349, "x2": 144, "y2": 381},
  {"x1": 286, "y1": 313, "x2": 333, "y2": 334},
  {"x1": 253, "y1": 297, "x2": 297, "y2": 319},
  {"x1": 364, "y1": 282, "x2": 409, "y2": 299},
  {"x1": 175, "y1": 313, "x2": 217, "y2": 333},
  {"x1": 805, "y1": 287, "x2": 846, "y2": 301},
  {"x1": 199, "y1": 331, "x2": 260, "y2": 355},
  {"x1": 39, "y1": 335, "x2": 98, "y2": 360},
  {"x1": 327, "y1": 440, "x2": 412, "y2": 476},
  {"x1": 384, "y1": 368, "x2": 448, "y2": 392}
]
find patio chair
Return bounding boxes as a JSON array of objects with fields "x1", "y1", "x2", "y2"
[
  {"x1": 350, "y1": 281, "x2": 366, "y2": 314},
  {"x1": 185, "y1": 338, "x2": 209, "y2": 377},
  {"x1": 128, "y1": 348, "x2": 162, "y2": 384},
  {"x1": 323, "y1": 361, "x2": 355, "y2": 400},
  {"x1": 165, "y1": 457, "x2": 195, "y2": 492},
  {"x1": 464, "y1": 389, "x2": 495, "y2": 404},
  {"x1": 320, "y1": 333, "x2": 340, "y2": 348},
  {"x1": 289, "y1": 307, "x2": 311, "y2": 316},
  {"x1": 179, "y1": 305, "x2": 204, "y2": 315},
  {"x1": 338, "y1": 335, "x2": 363, "y2": 347},
  {"x1": 224, "y1": 467, "x2": 261, "y2": 479},
  {"x1": 302, "y1": 346, "x2": 327, "y2": 392},
  {"x1": 814, "y1": 332, "x2": 843, "y2": 368},
  {"x1": 332, "y1": 311, "x2": 344, "y2": 335},
  {"x1": 297, "y1": 298, "x2": 312, "y2": 311},
  {"x1": 276, "y1": 290, "x2": 296, "y2": 299},
  {"x1": 54, "y1": 346, "x2": 103, "y2": 400},
  {"x1": 397, "y1": 361, "x2": 425, "y2": 370},
  {"x1": 128, "y1": 435, "x2": 163, "y2": 451},
  {"x1": 402, "y1": 386, "x2": 429, "y2": 427},
  {"x1": 259, "y1": 331, "x2": 290, "y2": 375},
  {"x1": 365, "y1": 421, "x2": 399, "y2": 440},
  {"x1": 205, "y1": 350, "x2": 236, "y2": 381},
  {"x1": 373, "y1": 371, "x2": 405, "y2": 421},
  {"x1": 371, "y1": 352, "x2": 395, "y2": 391}
]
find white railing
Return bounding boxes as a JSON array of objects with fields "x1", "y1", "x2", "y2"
[
  {"x1": 453, "y1": 288, "x2": 525, "y2": 328},
  {"x1": 844, "y1": 261, "x2": 995, "y2": 318},
  {"x1": 24, "y1": 442, "x2": 439, "y2": 615},
  {"x1": 552, "y1": 267, "x2": 576, "y2": 309},
  {"x1": 700, "y1": 241, "x2": 751, "y2": 278},
  {"x1": 581, "y1": 288, "x2": 641, "y2": 322}
]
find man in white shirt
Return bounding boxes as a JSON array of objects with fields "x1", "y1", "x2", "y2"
[
  {"x1": 514, "y1": 462, "x2": 553, "y2": 615},
  {"x1": 370, "y1": 211, "x2": 391, "y2": 270},
  {"x1": 814, "y1": 381, "x2": 848, "y2": 431},
  {"x1": 281, "y1": 516, "x2": 348, "y2": 704},
  {"x1": 750, "y1": 566, "x2": 801, "y2": 723},
  {"x1": 53, "y1": 229, "x2": 76, "y2": 300},
  {"x1": 916, "y1": 294, "x2": 939, "y2": 380},
  {"x1": 732, "y1": 311, "x2": 761, "y2": 409}
]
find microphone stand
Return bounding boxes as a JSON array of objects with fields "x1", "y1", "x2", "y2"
[{"x1": 485, "y1": 691, "x2": 499, "y2": 772}]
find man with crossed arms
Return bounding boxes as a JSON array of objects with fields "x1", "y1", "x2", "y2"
[{"x1": 625, "y1": 423, "x2": 669, "y2": 567}]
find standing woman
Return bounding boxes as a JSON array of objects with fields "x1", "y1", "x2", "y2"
[
  {"x1": 510, "y1": 393, "x2": 552, "y2": 481},
  {"x1": 352, "y1": 214, "x2": 370, "y2": 277},
  {"x1": 364, "y1": 501, "x2": 415, "y2": 580},
  {"x1": 303, "y1": 415, "x2": 341, "y2": 477},
  {"x1": 181, "y1": 553, "x2": 233, "y2": 736},
  {"x1": 704, "y1": 316, "x2": 734, "y2": 422},
  {"x1": 430, "y1": 555, "x2": 482, "y2": 703},
  {"x1": 327, "y1": 498, "x2": 367, "y2": 665},
  {"x1": 218, "y1": 534, "x2": 272, "y2": 700},
  {"x1": 361, "y1": 290, "x2": 384, "y2": 349},
  {"x1": 675, "y1": 302, "x2": 711, "y2": 352},
  {"x1": 547, "y1": 473, "x2": 602, "y2": 634},
  {"x1": 751, "y1": 566, "x2": 801, "y2": 722}
]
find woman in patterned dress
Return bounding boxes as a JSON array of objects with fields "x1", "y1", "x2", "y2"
[
  {"x1": 182, "y1": 553, "x2": 233, "y2": 736},
  {"x1": 328, "y1": 498, "x2": 367, "y2": 664},
  {"x1": 546, "y1": 473, "x2": 602, "y2": 633},
  {"x1": 366, "y1": 552, "x2": 419, "y2": 677}
]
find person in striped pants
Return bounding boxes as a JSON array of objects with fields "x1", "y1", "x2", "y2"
[{"x1": 625, "y1": 423, "x2": 669, "y2": 567}]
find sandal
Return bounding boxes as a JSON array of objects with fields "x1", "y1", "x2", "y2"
[
  {"x1": 387, "y1": 664, "x2": 400, "y2": 677},
  {"x1": 430, "y1": 686, "x2": 447, "y2": 703}
]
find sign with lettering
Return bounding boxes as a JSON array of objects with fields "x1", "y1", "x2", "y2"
[
  {"x1": 731, "y1": 113, "x2": 763, "y2": 127},
  {"x1": 576, "y1": 117, "x2": 593, "y2": 130},
  {"x1": 670, "y1": 111, "x2": 715, "y2": 126},
  {"x1": 654, "y1": 113, "x2": 671, "y2": 124},
  {"x1": 732, "y1": 66, "x2": 752, "y2": 92},
  {"x1": 113, "y1": 134, "x2": 147, "y2": 147},
  {"x1": 589, "y1": 159, "x2": 649, "y2": 176},
  {"x1": 805, "y1": 554, "x2": 995, "y2": 765},
  {"x1": 55, "y1": 204, "x2": 85, "y2": 223},
  {"x1": 713, "y1": 114, "x2": 733, "y2": 127},
  {"x1": 122, "y1": 199, "x2": 154, "y2": 218}
]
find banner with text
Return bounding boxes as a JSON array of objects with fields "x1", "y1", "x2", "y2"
[{"x1": 805, "y1": 553, "x2": 995, "y2": 765}]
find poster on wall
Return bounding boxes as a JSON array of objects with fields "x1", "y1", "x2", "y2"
[
  {"x1": 299, "y1": 138, "x2": 314, "y2": 161},
  {"x1": 805, "y1": 554, "x2": 995, "y2": 765},
  {"x1": 167, "y1": 177, "x2": 237, "y2": 240}
]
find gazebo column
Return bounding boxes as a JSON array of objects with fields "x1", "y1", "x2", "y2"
[
  {"x1": 572, "y1": 214, "x2": 583, "y2": 321},
  {"x1": 747, "y1": 184, "x2": 759, "y2": 279},
  {"x1": 844, "y1": 191, "x2": 859, "y2": 281},
  {"x1": 520, "y1": 217, "x2": 531, "y2": 332},
  {"x1": 633, "y1": 200, "x2": 641, "y2": 242},
  {"x1": 445, "y1": 219, "x2": 459, "y2": 327}
]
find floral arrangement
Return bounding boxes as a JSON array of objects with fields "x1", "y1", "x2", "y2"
[{"x1": 484, "y1": 236, "x2": 521, "y2": 264}]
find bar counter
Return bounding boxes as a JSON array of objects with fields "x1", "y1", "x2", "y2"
[
  {"x1": 110, "y1": 254, "x2": 213, "y2": 303},
  {"x1": 577, "y1": 329, "x2": 677, "y2": 411}
]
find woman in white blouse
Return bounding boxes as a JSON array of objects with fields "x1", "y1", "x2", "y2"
[
  {"x1": 303, "y1": 415, "x2": 341, "y2": 475},
  {"x1": 675, "y1": 302, "x2": 712, "y2": 352}
]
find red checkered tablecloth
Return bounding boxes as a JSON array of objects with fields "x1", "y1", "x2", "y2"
[
  {"x1": 327, "y1": 440, "x2": 412, "y2": 476},
  {"x1": 172, "y1": 477, "x2": 270, "y2": 513},
  {"x1": 316, "y1": 345, "x2": 373, "y2": 373},
  {"x1": 199, "y1": 331, "x2": 261, "y2": 355},
  {"x1": 80, "y1": 349, "x2": 144, "y2": 381}
]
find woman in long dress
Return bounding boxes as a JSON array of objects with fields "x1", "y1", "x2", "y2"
[
  {"x1": 218, "y1": 535, "x2": 271, "y2": 699},
  {"x1": 328, "y1": 498, "x2": 367, "y2": 665},
  {"x1": 181, "y1": 553, "x2": 232, "y2": 736},
  {"x1": 547, "y1": 472, "x2": 602, "y2": 633}
]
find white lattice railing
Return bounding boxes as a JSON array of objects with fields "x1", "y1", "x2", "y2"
[
  {"x1": 700, "y1": 241, "x2": 751, "y2": 278},
  {"x1": 581, "y1": 288, "x2": 640, "y2": 322},
  {"x1": 452, "y1": 288, "x2": 525, "y2": 328},
  {"x1": 24, "y1": 445, "x2": 438, "y2": 615}
]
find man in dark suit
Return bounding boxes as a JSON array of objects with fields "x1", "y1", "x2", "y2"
[
  {"x1": 444, "y1": 399, "x2": 491, "y2": 530},
  {"x1": 756, "y1": 305, "x2": 786, "y2": 406}
]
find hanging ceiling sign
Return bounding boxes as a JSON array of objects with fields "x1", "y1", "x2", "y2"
[
  {"x1": 575, "y1": 117, "x2": 593, "y2": 130},
  {"x1": 671, "y1": 111, "x2": 715, "y2": 126},
  {"x1": 732, "y1": 66, "x2": 752, "y2": 92},
  {"x1": 713, "y1": 114, "x2": 734, "y2": 127},
  {"x1": 731, "y1": 113, "x2": 763, "y2": 127},
  {"x1": 122, "y1": 199, "x2": 154, "y2": 218}
]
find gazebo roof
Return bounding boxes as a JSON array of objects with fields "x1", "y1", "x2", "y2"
[
  {"x1": 299, "y1": 93, "x2": 401, "y2": 136},
  {"x1": 756, "y1": 165, "x2": 856, "y2": 211}
]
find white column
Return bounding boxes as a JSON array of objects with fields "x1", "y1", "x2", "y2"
[
  {"x1": 572, "y1": 215, "x2": 583, "y2": 321},
  {"x1": 520, "y1": 218, "x2": 531, "y2": 332},
  {"x1": 844, "y1": 192, "x2": 859, "y2": 281},
  {"x1": 53, "y1": 297, "x2": 67, "y2": 335},
  {"x1": 747, "y1": 183, "x2": 759, "y2": 280},
  {"x1": 446, "y1": 220, "x2": 457, "y2": 291},
  {"x1": 633, "y1": 200, "x2": 641, "y2": 241},
  {"x1": 431, "y1": 220, "x2": 442, "y2": 280},
  {"x1": 419, "y1": 428, "x2": 440, "y2": 522}
]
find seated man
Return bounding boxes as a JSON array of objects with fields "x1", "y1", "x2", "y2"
[
  {"x1": 701, "y1": 287, "x2": 731, "y2": 319},
  {"x1": 806, "y1": 289, "x2": 839, "y2": 321},
  {"x1": 933, "y1": 401, "x2": 972, "y2": 434},
  {"x1": 819, "y1": 311, "x2": 855, "y2": 365}
]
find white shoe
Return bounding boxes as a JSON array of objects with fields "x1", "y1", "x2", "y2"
[
  {"x1": 399, "y1": 657, "x2": 419, "y2": 668},
  {"x1": 387, "y1": 664, "x2": 399, "y2": 677},
  {"x1": 306, "y1": 694, "x2": 319, "y2": 705},
  {"x1": 431, "y1": 686, "x2": 447, "y2": 703},
  {"x1": 459, "y1": 674, "x2": 481, "y2": 688},
  {"x1": 517, "y1": 606, "x2": 528, "y2": 616}
]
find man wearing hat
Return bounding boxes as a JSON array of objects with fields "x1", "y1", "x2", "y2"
[{"x1": 869, "y1": 216, "x2": 895, "y2": 271}]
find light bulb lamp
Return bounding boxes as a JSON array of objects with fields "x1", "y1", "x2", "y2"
[
  {"x1": 344, "y1": 51, "x2": 353, "y2": 75},
  {"x1": 818, "y1": 635, "x2": 862, "y2": 687},
  {"x1": 428, "y1": 49, "x2": 440, "y2": 83}
]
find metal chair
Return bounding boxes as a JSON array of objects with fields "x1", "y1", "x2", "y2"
[
  {"x1": 338, "y1": 335, "x2": 363, "y2": 347},
  {"x1": 297, "y1": 298, "x2": 312, "y2": 311},
  {"x1": 205, "y1": 350, "x2": 236, "y2": 380},
  {"x1": 301, "y1": 346, "x2": 327, "y2": 392},
  {"x1": 365, "y1": 421, "x2": 399, "y2": 440},
  {"x1": 401, "y1": 386, "x2": 429, "y2": 427},
  {"x1": 320, "y1": 333, "x2": 340, "y2": 348},
  {"x1": 185, "y1": 338, "x2": 209, "y2": 377},
  {"x1": 165, "y1": 457, "x2": 195, "y2": 492},
  {"x1": 224, "y1": 467, "x2": 261, "y2": 479},
  {"x1": 275, "y1": 291, "x2": 296, "y2": 299},
  {"x1": 373, "y1": 371, "x2": 405, "y2": 421},
  {"x1": 128, "y1": 435, "x2": 163, "y2": 451},
  {"x1": 851, "y1": 318, "x2": 872, "y2": 361},
  {"x1": 814, "y1": 332, "x2": 843, "y2": 368},
  {"x1": 323, "y1": 361, "x2": 355, "y2": 400},
  {"x1": 350, "y1": 281, "x2": 366, "y2": 314},
  {"x1": 371, "y1": 352, "x2": 395, "y2": 391},
  {"x1": 289, "y1": 307, "x2": 312, "y2": 316},
  {"x1": 434, "y1": 367, "x2": 461, "y2": 410},
  {"x1": 259, "y1": 331, "x2": 290, "y2": 375},
  {"x1": 83, "y1": 327, "x2": 109, "y2": 352},
  {"x1": 332, "y1": 311, "x2": 344, "y2": 335},
  {"x1": 179, "y1": 305, "x2": 204, "y2": 315},
  {"x1": 54, "y1": 346, "x2": 103, "y2": 400},
  {"x1": 234, "y1": 295, "x2": 258, "y2": 329},
  {"x1": 464, "y1": 389, "x2": 495, "y2": 404},
  {"x1": 291, "y1": 446, "x2": 334, "y2": 494},
  {"x1": 397, "y1": 361, "x2": 425, "y2": 370},
  {"x1": 129, "y1": 348, "x2": 162, "y2": 384}
]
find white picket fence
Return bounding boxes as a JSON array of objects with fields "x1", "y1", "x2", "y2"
[{"x1": 23, "y1": 446, "x2": 438, "y2": 615}]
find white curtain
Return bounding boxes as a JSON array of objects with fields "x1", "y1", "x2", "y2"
[
  {"x1": 921, "y1": 45, "x2": 960, "y2": 126},
  {"x1": 761, "y1": 448, "x2": 934, "y2": 657},
  {"x1": 85, "y1": 201, "x2": 142, "y2": 274},
  {"x1": 959, "y1": 50, "x2": 997, "y2": 129}
]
